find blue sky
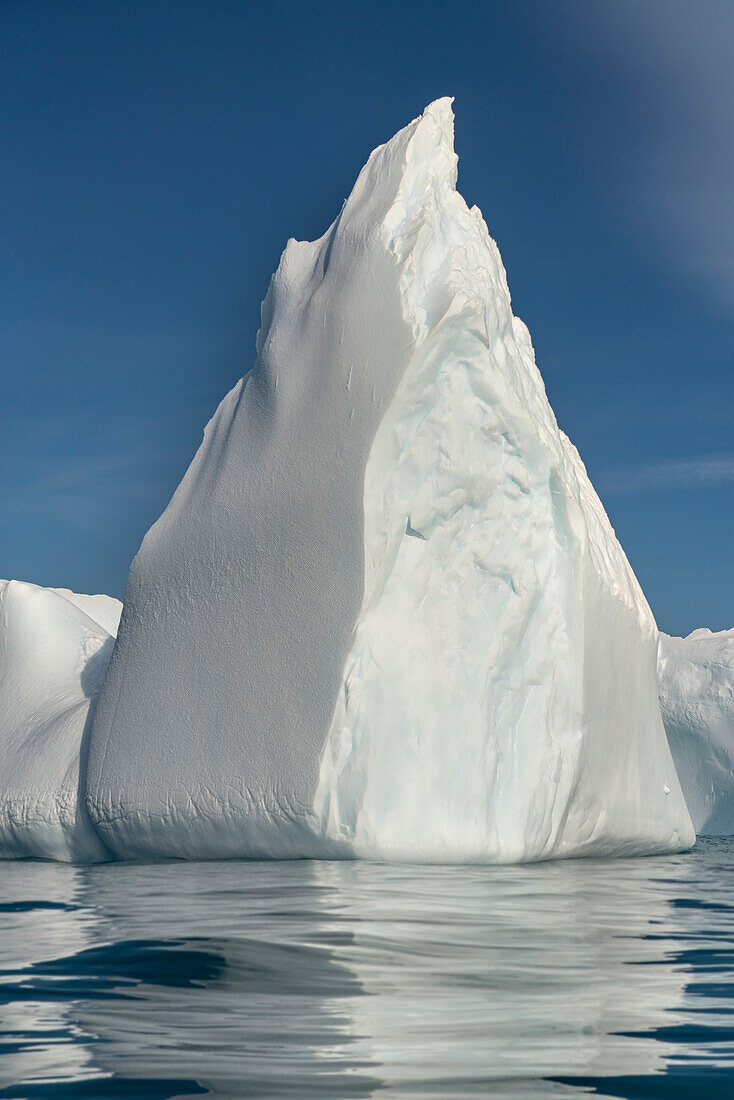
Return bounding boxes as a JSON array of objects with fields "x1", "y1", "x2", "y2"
[{"x1": 2, "y1": 0, "x2": 732, "y2": 635}]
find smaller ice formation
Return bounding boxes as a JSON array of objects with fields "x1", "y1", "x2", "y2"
[
  {"x1": 659, "y1": 628, "x2": 734, "y2": 835},
  {"x1": 0, "y1": 580, "x2": 121, "y2": 861}
]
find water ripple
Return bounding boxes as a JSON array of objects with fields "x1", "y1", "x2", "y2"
[{"x1": 0, "y1": 841, "x2": 733, "y2": 1097}]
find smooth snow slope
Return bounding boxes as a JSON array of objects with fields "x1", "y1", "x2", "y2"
[
  {"x1": 0, "y1": 580, "x2": 121, "y2": 861},
  {"x1": 659, "y1": 628, "x2": 734, "y2": 835},
  {"x1": 87, "y1": 99, "x2": 693, "y2": 862}
]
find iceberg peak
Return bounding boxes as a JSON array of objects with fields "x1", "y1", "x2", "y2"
[
  {"x1": 82, "y1": 102, "x2": 693, "y2": 865},
  {"x1": 390, "y1": 95, "x2": 458, "y2": 189}
]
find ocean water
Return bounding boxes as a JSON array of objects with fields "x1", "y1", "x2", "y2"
[{"x1": 1, "y1": 840, "x2": 734, "y2": 1099}]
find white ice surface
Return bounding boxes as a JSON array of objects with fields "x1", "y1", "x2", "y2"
[
  {"x1": 659, "y1": 627, "x2": 734, "y2": 835},
  {"x1": 0, "y1": 580, "x2": 121, "y2": 861},
  {"x1": 52, "y1": 589, "x2": 122, "y2": 638},
  {"x1": 85, "y1": 99, "x2": 693, "y2": 863}
]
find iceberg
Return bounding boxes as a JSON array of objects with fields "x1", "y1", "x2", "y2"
[
  {"x1": 0, "y1": 580, "x2": 121, "y2": 861},
  {"x1": 659, "y1": 628, "x2": 734, "y2": 835},
  {"x1": 85, "y1": 98, "x2": 693, "y2": 863}
]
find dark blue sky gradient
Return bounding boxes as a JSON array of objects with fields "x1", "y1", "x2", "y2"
[{"x1": 2, "y1": 0, "x2": 732, "y2": 634}]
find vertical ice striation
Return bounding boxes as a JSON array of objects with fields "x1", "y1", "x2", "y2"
[{"x1": 84, "y1": 99, "x2": 693, "y2": 862}]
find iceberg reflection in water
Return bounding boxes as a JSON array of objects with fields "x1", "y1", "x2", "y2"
[{"x1": 1, "y1": 841, "x2": 734, "y2": 1098}]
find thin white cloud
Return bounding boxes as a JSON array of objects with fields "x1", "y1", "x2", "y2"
[
  {"x1": 3, "y1": 447, "x2": 183, "y2": 530},
  {"x1": 600, "y1": 454, "x2": 734, "y2": 496}
]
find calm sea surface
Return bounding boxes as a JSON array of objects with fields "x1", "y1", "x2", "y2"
[{"x1": 1, "y1": 840, "x2": 734, "y2": 1098}]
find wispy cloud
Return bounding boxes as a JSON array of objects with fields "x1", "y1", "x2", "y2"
[
  {"x1": 563, "y1": 0, "x2": 734, "y2": 314},
  {"x1": 2, "y1": 446, "x2": 186, "y2": 531},
  {"x1": 600, "y1": 454, "x2": 734, "y2": 496}
]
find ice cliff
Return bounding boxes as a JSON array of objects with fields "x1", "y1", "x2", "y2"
[
  {"x1": 0, "y1": 580, "x2": 121, "y2": 861},
  {"x1": 659, "y1": 628, "x2": 734, "y2": 835},
  {"x1": 76, "y1": 99, "x2": 693, "y2": 863}
]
